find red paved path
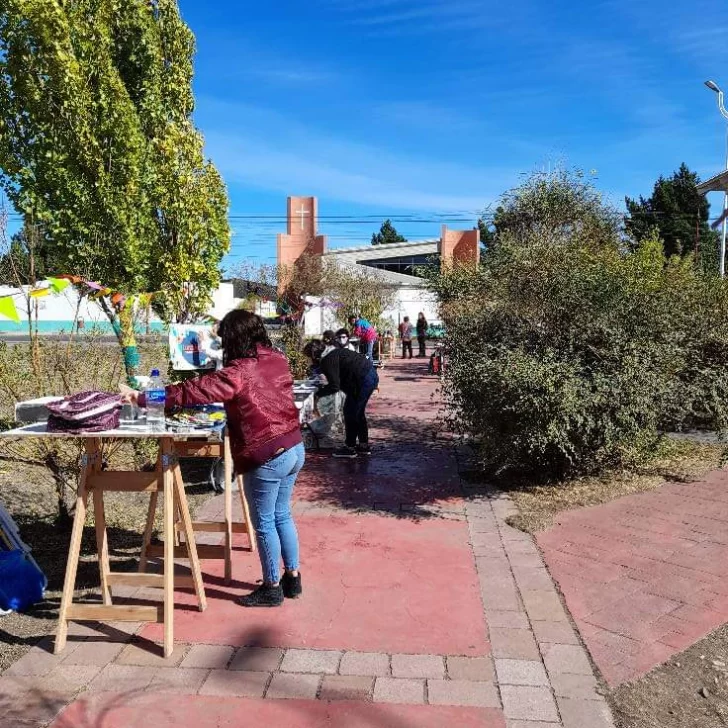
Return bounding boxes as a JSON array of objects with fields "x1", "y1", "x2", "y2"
[
  {"x1": 139, "y1": 361, "x2": 487, "y2": 655},
  {"x1": 54, "y1": 694, "x2": 505, "y2": 728},
  {"x1": 141, "y1": 511, "x2": 488, "y2": 655},
  {"x1": 3, "y1": 360, "x2": 616, "y2": 727},
  {"x1": 538, "y1": 474, "x2": 728, "y2": 686}
]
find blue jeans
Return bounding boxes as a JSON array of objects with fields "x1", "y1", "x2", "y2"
[
  {"x1": 343, "y1": 369, "x2": 379, "y2": 447},
  {"x1": 243, "y1": 443, "x2": 305, "y2": 584},
  {"x1": 359, "y1": 339, "x2": 375, "y2": 359}
]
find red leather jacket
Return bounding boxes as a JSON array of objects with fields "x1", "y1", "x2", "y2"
[{"x1": 146, "y1": 346, "x2": 302, "y2": 473}]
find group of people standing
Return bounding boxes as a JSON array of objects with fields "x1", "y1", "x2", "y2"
[{"x1": 398, "y1": 312, "x2": 428, "y2": 359}]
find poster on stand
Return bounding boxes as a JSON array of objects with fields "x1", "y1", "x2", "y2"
[{"x1": 169, "y1": 324, "x2": 217, "y2": 371}]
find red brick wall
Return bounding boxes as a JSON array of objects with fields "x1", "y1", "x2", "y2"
[
  {"x1": 440, "y1": 225, "x2": 480, "y2": 266},
  {"x1": 277, "y1": 196, "x2": 327, "y2": 293}
]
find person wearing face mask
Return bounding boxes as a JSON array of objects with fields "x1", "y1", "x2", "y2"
[{"x1": 335, "y1": 328, "x2": 357, "y2": 352}]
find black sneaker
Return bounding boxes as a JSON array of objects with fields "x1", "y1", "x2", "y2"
[
  {"x1": 356, "y1": 444, "x2": 372, "y2": 456},
  {"x1": 333, "y1": 446, "x2": 358, "y2": 459},
  {"x1": 281, "y1": 571, "x2": 302, "y2": 599},
  {"x1": 236, "y1": 584, "x2": 284, "y2": 608}
]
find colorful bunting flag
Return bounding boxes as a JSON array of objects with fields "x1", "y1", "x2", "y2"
[
  {"x1": 0, "y1": 274, "x2": 157, "y2": 321},
  {"x1": 0, "y1": 297, "x2": 20, "y2": 323},
  {"x1": 48, "y1": 277, "x2": 71, "y2": 294}
]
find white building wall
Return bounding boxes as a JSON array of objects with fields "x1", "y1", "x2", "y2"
[
  {"x1": 383, "y1": 287, "x2": 440, "y2": 328},
  {"x1": 0, "y1": 281, "x2": 251, "y2": 333},
  {"x1": 302, "y1": 297, "x2": 339, "y2": 337}
]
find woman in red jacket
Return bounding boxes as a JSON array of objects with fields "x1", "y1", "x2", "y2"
[{"x1": 127, "y1": 311, "x2": 304, "y2": 608}]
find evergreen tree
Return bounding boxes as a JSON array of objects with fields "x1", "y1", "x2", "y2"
[
  {"x1": 371, "y1": 219, "x2": 407, "y2": 246},
  {"x1": 625, "y1": 164, "x2": 717, "y2": 261}
]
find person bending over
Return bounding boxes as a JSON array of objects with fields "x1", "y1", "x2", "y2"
[
  {"x1": 348, "y1": 315, "x2": 378, "y2": 360},
  {"x1": 304, "y1": 340, "x2": 379, "y2": 458},
  {"x1": 124, "y1": 310, "x2": 304, "y2": 608}
]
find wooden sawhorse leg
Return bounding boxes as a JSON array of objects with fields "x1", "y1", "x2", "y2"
[
  {"x1": 140, "y1": 434, "x2": 257, "y2": 585},
  {"x1": 55, "y1": 438, "x2": 96, "y2": 653},
  {"x1": 55, "y1": 436, "x2": 206, "y2": 659},
  {"x1": 237, "y1": 474, "x2": 256, "y2": 553}
]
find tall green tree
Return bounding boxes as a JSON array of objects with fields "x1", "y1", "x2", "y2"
[
  {"x1": 371, "y1": 219, "x2": 407, "y2": 246},
  {"x1": 625, "y1": 164, "x2": 717, "y2": 265},
  {"x1": 0, "y1": 0, "x2": 230, "y2": 381}
]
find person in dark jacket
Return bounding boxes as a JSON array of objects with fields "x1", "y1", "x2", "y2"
[
  {"x1": 124, "y1": 310, "x2": 304, "y2": 609},
  {"x1": 416, "y1": 312, "x2": 428, "y2": 358},
  {"x1": 304, "y1": 340, "x2": 379, "y2": 458}
]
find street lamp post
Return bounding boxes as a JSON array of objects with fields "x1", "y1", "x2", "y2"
[{"x1": 705, "y1": 80, "x2": 728, "y2": 278}]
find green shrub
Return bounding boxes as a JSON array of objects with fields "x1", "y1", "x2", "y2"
[{"x1": 432, "y1": 170, "x2": 728, "y2": 481}]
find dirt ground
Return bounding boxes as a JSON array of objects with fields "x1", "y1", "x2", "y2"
[
  {"x1": 504, "y1": 438, "x2": 728, "y2": 728},
  {"x1": 612, "y1": 625, "x2": 728, "y2": 728}
]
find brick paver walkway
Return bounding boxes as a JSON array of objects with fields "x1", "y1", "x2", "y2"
[
  {"x1": 0, "y1": 360, "x2": 613, "y2": 728},
  {"x1": 538, "y1": 475, "x2": 728, "y2": 687}
]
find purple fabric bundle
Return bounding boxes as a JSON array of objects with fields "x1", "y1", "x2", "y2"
[{"x1": 46, "y1": 391, "x2": 122, "y2": 433}]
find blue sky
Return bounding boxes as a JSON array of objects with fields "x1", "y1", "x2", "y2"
[
  {"x1": 8, "y1": 1, "x2": 728, "y2": 269},
  {"x1": 181, "y1": 0, "x2": 728, "y2": 268}
]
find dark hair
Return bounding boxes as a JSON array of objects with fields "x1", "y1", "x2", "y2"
[
  {"x1": 303, "y1": 340, "x2": 326, "y2": 364},
  {"x1": 218, "y1": 310, "x2": 272, "y2": 364},
  {"x1": 335, "y1": 328, "x2": 350, "y2": 338},
  {"x1": 403, "y1": 316, "x2": 410, "y2": 322},
  {"x1": 348, "y1": 315, "x2": 357, "y2": 324},
  {"x1": 322, "y1": 330, "x2": 336, "y2": 346}
]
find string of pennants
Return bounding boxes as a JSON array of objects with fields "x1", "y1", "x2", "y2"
[
  {"x1": 0, "y1": 274, "x2": 345, "y2": 324},
  {"x1": 0, "y1": 275, "x2": 156, "y2": 324}
]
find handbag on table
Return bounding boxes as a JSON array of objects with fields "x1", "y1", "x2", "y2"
[{"x1": 46, "y1": 391, "x2": 123, "y2": 433}]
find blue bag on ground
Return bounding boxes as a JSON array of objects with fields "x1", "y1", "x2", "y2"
[
  {"x1": 0, "y1": 503, "x2": 47, "y2": 612},
  {"x1": 0, "y1": 550, "x2": 45, "y2": 612}
]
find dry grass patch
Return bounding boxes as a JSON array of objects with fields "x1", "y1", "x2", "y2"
[{"x1": 506, "y1": 439, "x2": 725, "y2": 534}]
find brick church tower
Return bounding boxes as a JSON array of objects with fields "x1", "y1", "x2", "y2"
[{"x1": 276, "y1": 196, "x2": 327, "y2": 272}]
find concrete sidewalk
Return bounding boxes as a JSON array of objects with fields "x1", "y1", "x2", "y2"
[{"x1": 0, "y1": 360, "x2": 613, "y2": 728}]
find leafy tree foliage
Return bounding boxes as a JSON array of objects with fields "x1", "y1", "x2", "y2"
[
  {"x1": 477, "y1": 217, "x2": 495, "y2": 252},
  {"x1": 625, "y1": 164, "x2": 718, "y2": 265},
  {"x1": 493, "y1": 169, "x2": 621, "y2": 249},
  {"x1": 0, "y1": 224, "x2": 55, "y2": 285},
  {"x1": 371, "y1": 219, "x2": 407, "y2": 246},
  {"x1": 0, "y1": 0, "x2": 230, "y2": 380},
  {"x1": 430, "y1": 171, "x2": 728, "y2": 481}
]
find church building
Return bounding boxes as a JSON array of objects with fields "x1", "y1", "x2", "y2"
[{"x1": 276, "y1": 196, "x2": 480, "y2": 326}]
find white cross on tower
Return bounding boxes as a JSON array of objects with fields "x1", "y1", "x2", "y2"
[{"x1": 296, "y1": 205, "x2": 310, "y2": 231}]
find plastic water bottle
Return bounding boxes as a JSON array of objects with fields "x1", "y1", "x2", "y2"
[{"x1": 145, "y1": 369, "x2": 166, "y2": 433}]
